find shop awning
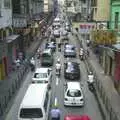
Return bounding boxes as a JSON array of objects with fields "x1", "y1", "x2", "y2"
[
  {"x1": 6, "y1": 34, "x2": 20, "y2": 43},
  {"x1": 113, "y1": 44, "x2": 120, "y2": 50}
]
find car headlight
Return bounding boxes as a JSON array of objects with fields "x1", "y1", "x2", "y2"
[{"x1": 64, "y1": 98, "x2": 68, "y2": 101}]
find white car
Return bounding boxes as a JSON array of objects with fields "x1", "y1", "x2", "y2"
[
  {"x1": 32, "y1": 68, "x2": 52, "y2": 85},
  {"x1": 64, "y1": 82, "x2": 84, "y2": 106}
]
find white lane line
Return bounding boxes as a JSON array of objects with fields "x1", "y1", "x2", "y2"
[
  {"x1": 56, "y1": 77, "x2": 59, "y2": 85},
  {"x1": 54, "y1": 97, "x2": 58, "y2": 106}
]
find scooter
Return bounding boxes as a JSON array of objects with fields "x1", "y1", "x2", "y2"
[
  {"x1": 30, "y1": 63, "x2": 35, "y2": 72},
  {"x1": 56, "y1": 68, "x2": 61, "y2": 77},
  {"x1": 80, "y1": 54, "x2": 84, "y2": 61},
  {"x1": 87, "y1": 81, "x2": 95, "y2": 92}
]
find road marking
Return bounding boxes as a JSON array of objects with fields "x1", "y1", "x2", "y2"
[
  {"x1": 54, "y1": 97, "x2": 58, "y2": 106},
  {"x1": 56, "y1": 77, "x2": 59, "y2": 85}
]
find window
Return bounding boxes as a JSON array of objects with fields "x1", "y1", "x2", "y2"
[
  {"x1": 114, "y1": 12, "x2": 119, "y2": 29},
  {"x1": 83, "y1": 0, "x2": 86, "y2": 4},
  {"x1": 4, "y1": 0, "x2": 11, "y2": 9},
  {"x1": 67, "y1": 89, "x2": 81, "y2": 97},
  {"x1": 20, "y1": 108, "x2": 43, "y2": 118},
  {"x1": 0, "y1": 1, "x2": 1, "y2": 17},
  {"x1": 91, "y1": 0, "x2": 97, "y2": 6},
  {"x1": 34, "y1": 73, "x2": 48, "y2": 78},
  {"x1": 44, "y1": 92, "x2": 49, "y2": 111}
]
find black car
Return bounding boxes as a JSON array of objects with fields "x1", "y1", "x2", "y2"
[{"x1": 64, "y1": 62, "x2": 80, "y2": 80}]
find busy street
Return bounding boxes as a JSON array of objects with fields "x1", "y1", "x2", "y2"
[{"x1": 5, "y1": 17, "x2": 103, "y2": 120}]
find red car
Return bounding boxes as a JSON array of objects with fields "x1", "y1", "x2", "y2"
[{"x1": 64, "y1": 115, "x2": 91, "y2": 120}]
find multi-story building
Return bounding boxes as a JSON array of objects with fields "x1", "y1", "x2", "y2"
[
  {"x1": 91, "y1": 0, "x2": 110, "y2": 22},
  {"x1": 64, "y1": 0, "x2": 91, "y2": 22},
  {"x1": 0, "y1": 0, "x2": 13, "y2": 80},
  {"x1": 44, "y1": 0, "x2": 54, "y2": 22},
  {"x1": 0, "y1": 0, "x2": 45, "y2": 80}
]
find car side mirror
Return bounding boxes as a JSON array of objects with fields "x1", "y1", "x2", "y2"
[{"x1": 49, "y1": 68, "x2": 52, "y2": 71}]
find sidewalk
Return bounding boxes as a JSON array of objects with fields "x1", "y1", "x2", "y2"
[
  {"x1": 0, "y1": 36, "x2": 43, "y2": 118},
  {"x1": 78, "y1": 34, "x2": 120, "y2": 120}
]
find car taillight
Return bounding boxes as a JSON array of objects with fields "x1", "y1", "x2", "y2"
[{"x1": 64, "y1": 98, "x2": 68, "y2": 101}]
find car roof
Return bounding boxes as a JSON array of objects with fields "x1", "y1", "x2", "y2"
[
  {"x1": 35, "y1": 68, "x2": 49, "y2": 73},
  {"x1": 20, "y1": 84, "x2": 48, "y2": 108},
  {"x1": 43, "y1": 49, "x2": 52, "y2": 54},
  {"x1": 67, "y1": 82, "x2": 81, "y2": 90},
  {"x1": 67, "y1": 62, "x2": 79, "y2": 66},
  {"x1": 65, "y1": 44, "x2": 75, "y2": 48}
]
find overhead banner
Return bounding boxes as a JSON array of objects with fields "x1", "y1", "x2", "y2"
[{"x1": 72, "y1": 22, "x2": 96, "y2": 34}]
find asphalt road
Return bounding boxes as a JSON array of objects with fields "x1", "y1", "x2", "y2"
[{"x1": 5, "y1": 31, "x2": 103, "y2": 120}]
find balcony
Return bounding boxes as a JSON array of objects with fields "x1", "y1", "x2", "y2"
[{"x1": 12, "y1": 14, "x2": 27, "y2": 28}]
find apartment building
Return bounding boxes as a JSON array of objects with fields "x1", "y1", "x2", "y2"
[
  {"x1": 91, "y1": 0, "x2": 110, "y2": 22},
  {"x1": 64, "y1": 0, "x2": 91, "y2": 21},
  {"x1": 0, "y1": 0, "x2": 13, "y2": 80}
]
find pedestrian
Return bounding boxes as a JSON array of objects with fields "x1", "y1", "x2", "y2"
[{"x1": 15, "y1": 58, "x2": 21, "y2": 69}]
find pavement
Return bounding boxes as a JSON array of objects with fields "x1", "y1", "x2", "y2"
[
  {"x1": 77, "y1": 33, "x2": 120, "y2": 120},
  {"x1": 0, "y1": 35, "x2": 43, "y2": 118}
]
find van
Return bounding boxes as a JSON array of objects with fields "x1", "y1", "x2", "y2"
[
  {"x1": 41, "y1": 49, "x2": 54, "y2": 66},
  {"x1": 18, "y1": 84, "x2": 51, "y2": 120}
]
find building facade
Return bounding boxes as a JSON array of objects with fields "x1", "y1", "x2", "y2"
[
  {"x1": 109, "y1": 0, "x2": 120, "y2": 42},
  {"x1": 0, "y1": 0, "x2": 45, "y2": 80},
  {"x1": 0, "y1": 0, "x2": 13, "y2": 80},
  {"x1": 91, "y1": 0, "x2": 110, "y2": 22}
]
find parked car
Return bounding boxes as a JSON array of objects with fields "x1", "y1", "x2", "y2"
[
  {"x1": 64, "y1": 115, "x2": 91, "y2": 120},
  {"x1": 64, "y1": 62, "x2": 80, "y2": 80},
  {"x1": 64, "y1": 82, "x2": 84, "y2": 106},
  {"x1": 32, "y1": 68, "x2": 52, "y2": 85},
  {"x1": 64, "y1": 44, "x2": 76, "y2": 57}
]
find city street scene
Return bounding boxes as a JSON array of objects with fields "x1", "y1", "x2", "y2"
[{"x1": 0, "y1": 0, "x2": 120, "y2": 120}]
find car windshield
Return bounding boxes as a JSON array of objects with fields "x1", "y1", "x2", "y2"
[
  {"x1": 20, "y1": 108, "x2": 43, "y2": 118},
  {"x1": 34, "y1": 73, "x2": 48, "y2": 78},
  {"x1": 65, "y1": 45, "x2": 75, "y2": 50},
  {"x1": 67, "y1": 89, "x2": 81, "y2": 97},
  {"x1": 32, "y1": 80, "x2": 48, "y2": 84}
]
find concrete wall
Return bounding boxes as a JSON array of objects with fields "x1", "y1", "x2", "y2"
[
  {"x1": 93, "y1": 0, "x2": 110, "y2": 21},
  {"x1": 0, "y1": 0, "x2": 12, "y2": 28}
]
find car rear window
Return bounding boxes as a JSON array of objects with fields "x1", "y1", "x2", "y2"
[
  {"x1": 67, "y1": 89, "x2": 81, "y2": 97},
  {"x1": 34, "y1": 73, "x2": 47, "y2": 78},
  {"x1": 20, "y1": 108, "x2": 43, "y2": 118}
]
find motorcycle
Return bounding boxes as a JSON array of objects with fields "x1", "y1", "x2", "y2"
[
  {"x1": 80, "y1": 55, "x2": 84, "y2": 60},
  {"x1": 30, "y1": 63, "x2": 35, "y2": 72},
  {"x1": 56, "y1": 68, "x2": 61, "y2": 77},
  {"x1": 87, "y1": 81, "x2": 95, "y2": 92}
]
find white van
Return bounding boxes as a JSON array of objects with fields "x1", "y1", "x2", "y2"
[{"x1": 18, "y1": 84, "x2": 51, "y2": 120}]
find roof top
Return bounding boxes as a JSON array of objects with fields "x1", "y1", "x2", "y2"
[
  {"x1": 20, "y1": 84, "x2": 48, "y2": 108},
  {"x1": 35, "y1": 68, "x2": 49, "y2": 73},
  {"x1": 67, "y1": 82, "x2": 81, "y2": 90}
]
